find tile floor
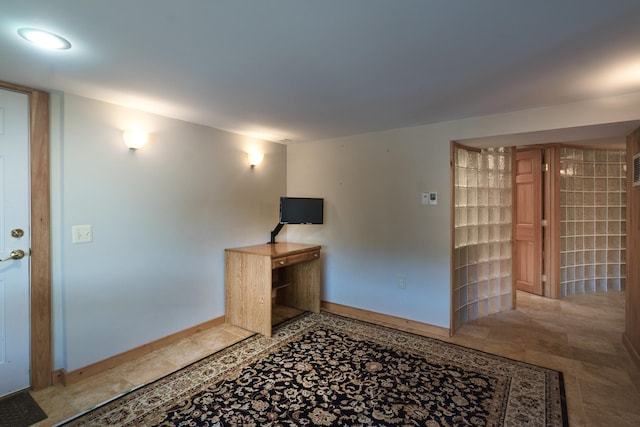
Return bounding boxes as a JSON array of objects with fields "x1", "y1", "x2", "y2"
[
  {"x1": 29, "y1": 324, "x2": 254, "y2": 426},
  {"x1": 448, "y1": 291, "x2": 640, "y2": 426},
  {"x1": 30, "y1": 291, "x2": 640, "y2": 426}
]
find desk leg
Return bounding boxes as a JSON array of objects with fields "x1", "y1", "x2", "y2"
[{"x1": 225, "y1": 252, "x2": 272, "y2": 336}]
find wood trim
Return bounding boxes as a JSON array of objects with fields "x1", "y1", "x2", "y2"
[
  {"x1": 450, "y1": 141, "x2": 457, "y2": 333},
  {"x1": 61, "y1": 316, "x2": 226, "y2": 385},
  {"x1": 51, "y1": 369, "x2": 64, "y2": 385},
  {"x1": 511, "y1": 147, "x2": 517, "y2": 307},
  {"x1": 451, "y1": 141, "x2": 482, "y2": 153},
  {"x1": 321, "y1": 301, "x2": 451, "y2": 338},
  {"x1": 521, "y1": 143, "x2": 625, "y2": 151},
  {"x1": 544, "y1": 146, "x2": 562, "y2": 299},
  {"x1": 30, "y1": 90, "x2": 52, "y2": 390},
  {"x1": 543, "y1": 148, "x2": 551, "y2": 297},
  {"x1": 623, "y1": 332, "x2": 640, "y2": 371},
  {"x1": 0, "y1": 81, "x2": 52, "y2": 391},
  {"x1": 559, "y1": 143, "x2": 626, "y2": 151},
  {"x1": 625, "y1": 127, "x2": 640, "y2": 366}
]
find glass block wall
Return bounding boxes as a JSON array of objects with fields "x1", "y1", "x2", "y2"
[
  {"x1": 453, "y1": 147, "x2": 512, "y2": 329},
  {"x1": 560, "y1": 148, "x2": 626, "y2": 296}
]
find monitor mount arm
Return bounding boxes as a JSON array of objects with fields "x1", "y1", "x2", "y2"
[{"x1": 269, "y1": 222, "x2": 285, "y2": 244}]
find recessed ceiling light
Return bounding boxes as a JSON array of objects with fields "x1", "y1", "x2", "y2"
[{"x1": 17, "y1": 27, "x2": 71, "y2": 50}]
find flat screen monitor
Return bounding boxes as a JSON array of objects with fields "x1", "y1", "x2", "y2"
[
  {"x1": 269, "y1": 197, "x2": 324, "y2": 243},
  {"x1": 279, "y1": 197, "x2": 324, "y2": 224}
]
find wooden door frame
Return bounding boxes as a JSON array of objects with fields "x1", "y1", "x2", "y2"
[
  {"x1": 543, "y1": 146, "x2": 561, "y2": 299},
  {"x1": 0, "y1": 81, "x2": 51, "y2": 390},
  {"x1": 624, "y1": 128, "x2": 640, "y2": 368}
]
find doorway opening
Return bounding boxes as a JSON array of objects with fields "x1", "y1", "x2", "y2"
[{"x1": 451, "y1": 141, "x2": 628, "y2": 331}]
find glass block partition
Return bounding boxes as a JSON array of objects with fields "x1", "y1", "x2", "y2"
[
  {"x1": 453, "y1": 147, "x2": 513, "y2": 329},
  {"x1": 560, "y1": 148, "x2": 626, "y2": 296}
]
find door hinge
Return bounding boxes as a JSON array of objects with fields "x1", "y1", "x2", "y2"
[
  {"x1": 542, "y1": 274, "x2": 547, "y2": 282},
  {"x1": 542, "y1": 163, "x2": 549, "y2": 172},
  {"x1": 541, "y1": 219, "x2": 547, "y2": 227}
]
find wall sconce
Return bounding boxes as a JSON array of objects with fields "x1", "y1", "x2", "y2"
[
  {"x1": 122, "y1": 129, "x2": 149, "y2": 150},
  {"x1": 248, "y1": 151, "x2": 264, "y2": 167}
]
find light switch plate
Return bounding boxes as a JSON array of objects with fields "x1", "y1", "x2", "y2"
[
  {"x1": 429, "y1": 192, "x2": 438, "y2": 205},
  {"x1": 72, "y1": 225, "x2": 93, "y2": 244},
  {"x1": 421, "y1": 192, "x2": 430, "y2": 205}
]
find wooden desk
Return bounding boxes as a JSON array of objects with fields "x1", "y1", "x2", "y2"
[{"x1": 225, "y1": 243, "x2": 321, "y2": 336}]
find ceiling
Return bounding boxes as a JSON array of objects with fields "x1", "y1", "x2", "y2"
[{"x1": 2, "y1": 1, "x2": 640, "y2": 143}]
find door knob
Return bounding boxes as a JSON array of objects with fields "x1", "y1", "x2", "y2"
[
  {"x1": 0, "y1": 249, "x2": 25, "y2": 262},
  {"x1": 11, "y1": 228, "x2": 24, "y2": 238}
]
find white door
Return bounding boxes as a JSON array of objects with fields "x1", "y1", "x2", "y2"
[{"x1": 0, "y1": 88, "x2": 31, "y2": 397}]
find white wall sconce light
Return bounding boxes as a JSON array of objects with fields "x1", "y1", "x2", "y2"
[
  {"x1": 122, "y1": 129, "x2": 149, "y2": 150},
  {"x1": 248, "y1": 151, "x2": 264, "y2": 168}
]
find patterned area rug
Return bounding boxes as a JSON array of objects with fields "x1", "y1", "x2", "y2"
[{"x1": 60, "y1": 312, "x2": 567, "y2": 426}]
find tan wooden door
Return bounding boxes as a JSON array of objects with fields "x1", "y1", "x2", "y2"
[{"x1": 514, "y1": 150, "x2": 543, "y2": 295}]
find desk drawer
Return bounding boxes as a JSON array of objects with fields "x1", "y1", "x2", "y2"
[
  {"x1": 272, "y1": 257, "x2": 288, "y2": 269},
  {"x1": 271, "y1": 250, "x2": 320, "y2": 269},
  {"x1": 288, "y1": 250, "x2": 320, "y2": 265}
]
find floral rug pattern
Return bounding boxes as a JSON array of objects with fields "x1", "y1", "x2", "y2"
[{"x1": 61, "y1": 312, "x2": 567, "y2": 426}]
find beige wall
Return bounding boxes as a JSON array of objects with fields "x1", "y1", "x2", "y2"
[
  {"x1": 287, "y1": 92, "x2": 640, "y2": 329},
  {"x1": 51, "y1": 94, "x2": 287, "y2": 371}
]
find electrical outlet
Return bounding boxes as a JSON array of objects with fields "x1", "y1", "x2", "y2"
[
  {"x1": 72, "y1": 225, "x2": 93, "y2": 244},
  {"x1": 397, "y1": 274, "x2": 407, "y2": 289}
]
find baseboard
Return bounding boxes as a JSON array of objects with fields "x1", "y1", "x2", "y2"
[
  {"x1": 622, "y1": 332, "x2": 640, "y2": 370},
  {"x1": 51, "y1": 369, "x2": 64, "y2": 385},
  {"x1": 61, "y1": 315, "x2": 225, "y2": 385},
  {"x1": 321, "y1": 301, "x2": 451, "y2": 338},
  {"x1": 60, "y1": 307, "x2": 450, "y2": 385}
]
